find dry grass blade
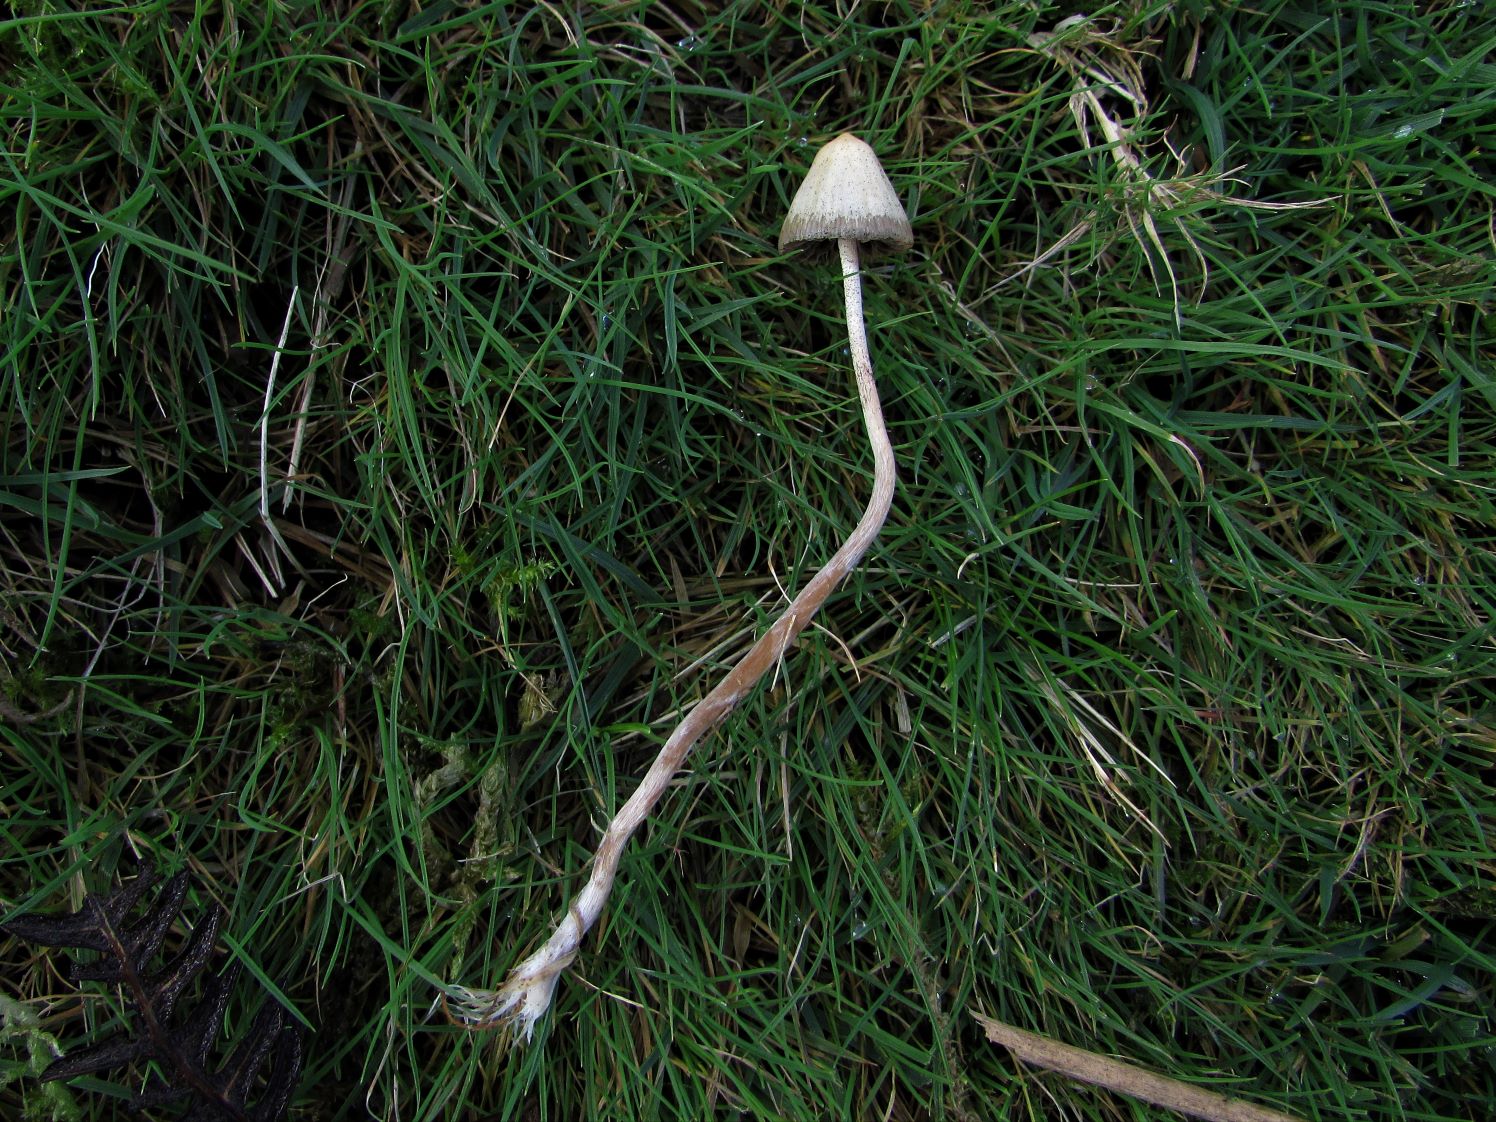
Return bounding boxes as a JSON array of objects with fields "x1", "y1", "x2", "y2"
[{"x1": 974, "y1": 1013, "x2": 1306, "y2": 1122}]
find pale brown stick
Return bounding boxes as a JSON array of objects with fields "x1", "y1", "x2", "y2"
[
  {"x1": 973, "y1": 1013, "x2": 1308, "y2": 1122},
  {"x1": 451, "y1": 238, "x2": 895, "y2": 1036}
]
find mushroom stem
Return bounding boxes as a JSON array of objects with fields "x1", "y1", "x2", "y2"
[
  {"x1": 449, "y1": 238, "x2": 897, "y2": 1040},
  {"x1": 837, "y1": 237, "x2": 898, "y2": 552}
]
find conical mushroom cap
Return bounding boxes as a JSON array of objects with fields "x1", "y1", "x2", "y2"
[{"x1": 779, "y1": 134, "x2": 913, "y2": 253}]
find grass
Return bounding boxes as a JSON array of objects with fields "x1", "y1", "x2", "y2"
[{"x1": 2, "y1": 0, "x2": 1494, "y2": 1119}]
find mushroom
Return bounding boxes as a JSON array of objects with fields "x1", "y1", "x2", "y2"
[{"x1": 451, "y1": 133, "x2": 913, "y2": 1039}]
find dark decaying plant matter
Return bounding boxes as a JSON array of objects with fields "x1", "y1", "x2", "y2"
[{"x1": 2, "y1": 861, "x2": 304, "y2": 1122}]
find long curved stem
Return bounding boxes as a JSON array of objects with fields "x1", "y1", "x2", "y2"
[{"x1": 452, "y1": 237, "x2": 895, "y2": 1037}]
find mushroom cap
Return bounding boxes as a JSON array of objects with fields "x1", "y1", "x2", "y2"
[{"x1": 778, "y1": 133, "x2": 914, "y2": 253}]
